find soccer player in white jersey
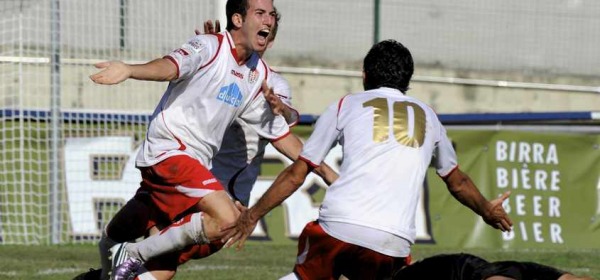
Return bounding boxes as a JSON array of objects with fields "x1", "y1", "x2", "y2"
[
  {"x1": 223, "y1": 39, "x2": 514, "y2": 279},
  {"x1": 86, "y1": 0, "x2": 307, "y2": 279},
  {"x1": 127, "y1": 17, "x2": 336, "y2": 280},
  {"x1": 202, "y1": 17, "x2": 304, "y2": 207}
]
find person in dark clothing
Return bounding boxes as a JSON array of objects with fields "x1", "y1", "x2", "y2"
[{"x1": 392, "y1": 253, "x2": 594, "y2": 280}]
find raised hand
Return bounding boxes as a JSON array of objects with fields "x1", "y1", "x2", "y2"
[
  {"x1": 196, "y1": 20, "x2": 221, "y2": 35},
  {"x1": 262, "y1": 81, "x2": 286, "y2": 115},
  {"x1": 90, "y1": 61, "x2": 132, "y2": 85}
]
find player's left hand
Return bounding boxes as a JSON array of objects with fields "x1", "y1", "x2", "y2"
[
  {"x1": 195, "y1": 20, "x2": 221, "y2": 36},
  {"x1": 220, "y1": 208, "x2": 259, "y2": 250},
  {"x1": 262, "y1": 81, "x2": 286, "y2": 115},
  {"x1": 483, "y1": 191, "x2": 513, "y2": 232}
]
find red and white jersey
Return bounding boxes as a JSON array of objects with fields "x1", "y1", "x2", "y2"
[
  {"x1": 211, "y1": 71, "x2": 298, "y2": 205},
  {"x1": 136, "y1": 31, "x2": 289, "y2": 168},
  {"x1": 300, "y1": 87, "x2": 457, "y2": 245}
]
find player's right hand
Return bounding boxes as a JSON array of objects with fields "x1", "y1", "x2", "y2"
[
  {"x1": 234, "y1": 201, "x2": 247, "y2": 212},
  {"x1": 221, "y1": 207, "x2": 259, "y2": 251},
  {"x1": 90, "y1": 61, "x2": 132, "y2": 85}
]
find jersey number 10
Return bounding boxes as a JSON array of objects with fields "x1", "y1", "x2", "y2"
[{"x1": 363, "y1": 98, "x2": 426, "y2": 147}]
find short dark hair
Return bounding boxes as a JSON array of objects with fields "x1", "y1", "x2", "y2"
[
  {"x1": 226, "y1": 0, "x2": 249, "y2": 31},
  {"x1": 362, "y1": 39, "x2": 414, "y2": 92},
  {"x1": 269, "y1": 8, "x2": 281, "y2": 41}
]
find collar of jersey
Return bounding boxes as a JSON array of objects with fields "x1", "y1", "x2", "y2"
[{"x1": 225, "y1": 31, "x2": 246, "y2": 66}]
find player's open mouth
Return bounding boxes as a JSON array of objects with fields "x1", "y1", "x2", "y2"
[{"x1": 257, "y1": 29, "x2": 270, "y2": 44}]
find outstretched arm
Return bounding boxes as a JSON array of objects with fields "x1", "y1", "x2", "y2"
[
  {"x1": 222, "y1": 159, "x2": 312, "y2": 249},
  {"x1": 272, "y1": 133, "x2": 338, "y2": 185},
  {"x1": 90, "y1": 58, "x2": 178, "y2": 85},
  {"x1": 443, "y1": 168, "x2": 512, "y2": 232}
]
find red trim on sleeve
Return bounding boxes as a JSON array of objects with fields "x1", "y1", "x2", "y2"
[
  {"x1": 438, "y1": 165, "x2": 459, "y2": 179},
  {"x1": 337, "y1": 96, "x2": 347, "y2": 116},
  {"x1": 299, "y1": 156, "x2": 320, "y2": 169},
  {"x1": 269, "y1": 130, "x2": 291, "y2": 142},
  {"x1": 199, "y1": 34, "x2": 223, "y2": 70},
  {"x1": 163, "y1": 55, "x2": 180, "y2": 80},
  {"x1": 286, "y1": 105, "x2": 300, "y2": 127}
]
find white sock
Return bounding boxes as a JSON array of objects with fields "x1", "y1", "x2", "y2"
[
  {"x1": 126, "y1": 212, "x2": 208, "y2": 262},
  {"x1": 279, "y1": 273, "x2": 300, "y2": 280},
  {"x1": 98, "y1": 229, "x2": 117, "y2": 280}
]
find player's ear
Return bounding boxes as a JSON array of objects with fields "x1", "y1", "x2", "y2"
[{"x1": 232, "y1": 13, "x2": 243, "y2": 29}]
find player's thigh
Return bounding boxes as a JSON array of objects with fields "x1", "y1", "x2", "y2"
[
  {"x1": 105, "y1": 197, "x2": 152, "y2": 242},
  {"x1": 293, "y1": 221, "x2": 344, "y2": 280},
  {"x1": 339, "y1": 246, "x2": 407, "y2": 280},
  {"x1": 294, "y1": 221, "x2": 408, "y2": 280},
  {"x1": 141, "y1": 155, "x2": 225, "y2": 221}
]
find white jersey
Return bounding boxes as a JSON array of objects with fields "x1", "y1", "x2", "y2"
[
  {"x1": 211, "y1": 71, "x2": 298, "y2": 205},
  {"x1": 136, "y1": 31, "x2": 289, "y2": 168},
  {"x1": 300, "y1": 87, "x2": 458, "y2": 254}
]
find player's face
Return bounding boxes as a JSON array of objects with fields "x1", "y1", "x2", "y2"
[{"x1": 241, "y1": 0, "x2": 275, "y2": 53}]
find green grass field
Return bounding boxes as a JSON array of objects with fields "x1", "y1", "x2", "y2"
[{"x1": 0, "y1": 243, "x2": 598, "y2": 279}]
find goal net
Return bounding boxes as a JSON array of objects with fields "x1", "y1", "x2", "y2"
[{"x1": 0, "y1": 0, "x2": 215, "y2": 244}]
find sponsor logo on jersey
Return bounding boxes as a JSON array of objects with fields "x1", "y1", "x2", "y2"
[
  {"x1": 231, "y1": 69, "x2": 244, "y2": 79},
  {"x1": 217, "y1": 83, "x2": 244, "y2": 107},
  {"x1": 183, "y1": 38, "x2": 203, "y2": 53},
  {"x1": 202, "y1": 178, "x2": 218, "y2": 186},
  {"x1": 248, "y1": 68, "x2": 259, "y2": 84}
]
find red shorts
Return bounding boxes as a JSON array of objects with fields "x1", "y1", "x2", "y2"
[
  {"x1": 294, "y1": 221, "x2": 409, "y2": 280},
  {"x1": 136, "y1": 155, "x2": 224, "y2": 225}
]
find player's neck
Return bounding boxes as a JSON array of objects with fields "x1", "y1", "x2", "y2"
[{"x1": 230, "y1": 30, "x2": 254, "y2": 65}]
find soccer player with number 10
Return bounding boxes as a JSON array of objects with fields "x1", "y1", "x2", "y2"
[{"x1": 223, "y1": 39, "x2": 514, "y2": 279}]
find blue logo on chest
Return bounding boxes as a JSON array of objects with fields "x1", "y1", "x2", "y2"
[{"x1": 217, "y1": 83, "x2": 244, "y2": 107}]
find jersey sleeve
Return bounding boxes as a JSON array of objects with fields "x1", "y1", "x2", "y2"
[
  {"x1": 431, "y1": 121, "x2": 458, "y2": 177},
  {"x1": 164, "y1": 34, "x2": 219, "y2": 81},
  {"x1": 299, "y1": 102, "x2": 341, "y2": 167},
  {"x1": 269, "y1": 71, "x2": 299, "y2": 126},
  {"x1": 239, "y1": 93, "x2": 290, "y2": 141}
]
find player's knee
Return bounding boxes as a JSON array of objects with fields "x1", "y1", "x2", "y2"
[
  {"x1": 198, "y1": 190, "x2": 240, "y2": 234},
  {"x1": 200, "y1": 210, "x2": 238, "y2": 242}
]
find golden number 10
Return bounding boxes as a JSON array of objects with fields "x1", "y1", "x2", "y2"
[{"x1": 363, "y1": 98, "x2": 426, "y2": 147}]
